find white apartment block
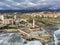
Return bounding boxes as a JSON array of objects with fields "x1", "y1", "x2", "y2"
[{"x1": 0, "y1": 14, "x2": 17, "y2": 25}]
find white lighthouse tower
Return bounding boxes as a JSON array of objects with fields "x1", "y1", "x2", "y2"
[
  {"x1": 29, "y1": 15, "x2": 39, "y2": 30},
  {"x1": 33, "y1": 18, "x2": 35, "y2": 28}
]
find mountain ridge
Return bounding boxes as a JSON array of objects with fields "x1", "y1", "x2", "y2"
[{"x1": 0, "y1": 9, "x2": 60, "y2": 13}]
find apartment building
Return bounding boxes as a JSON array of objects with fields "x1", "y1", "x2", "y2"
[{"x1": 0, "y1": 14, "x2": 17, "y2": 25}]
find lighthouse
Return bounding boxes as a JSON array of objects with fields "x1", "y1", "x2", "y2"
[
  {"x1": 33, "y1": 18, "x2": 35, "y2": 28},
  {"x1": 28, "y1": 15, "x2": 39, "y2": 30}
]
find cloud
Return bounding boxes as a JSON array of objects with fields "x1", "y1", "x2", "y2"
[{"x1": 0, "y1": 0, "x2": 60, "y2": 10}]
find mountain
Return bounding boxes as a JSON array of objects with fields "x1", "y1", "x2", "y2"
[{"x1": 0, "y1": 9, "x2": 60, "y2": 13}]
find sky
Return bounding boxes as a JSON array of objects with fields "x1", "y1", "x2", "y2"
[{"x1": 0, "y1": 0, "x2": 60, "y2": 10}]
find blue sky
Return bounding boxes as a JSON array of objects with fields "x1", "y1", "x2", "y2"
[{"x1": 0, "y1": 0, "x2": 60, "y2": 10}]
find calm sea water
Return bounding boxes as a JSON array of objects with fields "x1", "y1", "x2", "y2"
[{"x1": 0, "y1": 33, "x2": 42, "y2": 45}]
